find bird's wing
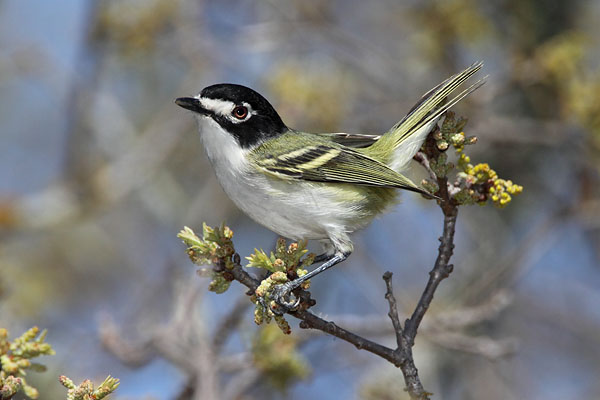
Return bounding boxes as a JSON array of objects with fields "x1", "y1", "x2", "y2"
[
  {"x1": 249, "y1": 133, "x2": 434, "y2": 197},
  {"x1": 311, "y1": 132, "x2": 381, "y2": 148}
]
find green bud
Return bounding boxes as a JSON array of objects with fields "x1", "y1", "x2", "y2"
[
  {"x1": 22, "y1": 382, "x2": 39, "y2": 399},
  {"x1": 421, "y1": 179, "x2": 439, "y2": 194},
  {"x1": 270, "y1": 271, "x2": 288, "y2": 283},
  {"x1": 436, "y1": 140, "x2": 449, "y2": 151},
  {"x1": 59, "y1": 375, "x2": 76, "y2": 390},
  {"x1": 450, "y1": 133, "x2": 465, "y2": 145},
  {"x1": 465, "y1": 136, "x2": 478, "y2": 145},
  {"x1": 208, "y1": 273, "x2": 231, "y2": 294},
  {"x1": 273, "y1": 258, "x2": 285, "y2": 271},
  {"x1": 455, "y1": 117, "x2": 468, "y2": 132},
  {"x1": 275, "y1": 315, "x2": 292, "y2": 335},
  {"x1": 254, "y1": 304, "x2": 265, "y2": 325},
  {"x1": 0, "y1": 375, "x2": 22, "y2": 398},
  {"x1": 94, "y1": 375, "x2": 120, "y2": 399},
  {"x1": 276, "y1": 237, "x2": 286, "y2": 255}
]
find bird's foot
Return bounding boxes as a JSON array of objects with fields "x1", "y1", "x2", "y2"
[
  {"x1": 255, "y1": 271, "x2": 304, "y2": 315},
  {"x1": 269, "y1": 282, "x2": 300, "y2": 314},
  {"x1": 256, "y1": 282, "x2": 299, "y2": 315}
]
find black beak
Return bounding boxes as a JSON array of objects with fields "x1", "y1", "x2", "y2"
[{"x1": 175, "y1": 97, "x2": 207, "y2": 114}]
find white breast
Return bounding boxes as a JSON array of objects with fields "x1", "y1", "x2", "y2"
[
  {"x1": 195, "y1": 116, "x2": 356, "y2": 252},
  {"x1": 197, "y1": 116, "x2": 248, "y2": 174}
]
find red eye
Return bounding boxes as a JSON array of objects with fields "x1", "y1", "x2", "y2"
[{"x1": 232, "y1": 106, "x2": 248, "y2": 120}]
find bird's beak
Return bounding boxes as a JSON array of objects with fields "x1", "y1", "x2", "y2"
[{"x1": 175, "y1": 97, "x2": 208, "y2": 115}]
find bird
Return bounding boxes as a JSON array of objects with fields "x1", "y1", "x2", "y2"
[{"x1": 175, "y1": 62, "x2": 485, "y2": 310}]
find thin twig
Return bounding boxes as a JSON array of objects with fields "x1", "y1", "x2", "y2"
[
  {"x1": 383, "y1": 272, "x2": 403, "y2": 350},
  {"x1": 403, "y1": 208, "x2": 457, "y2": 346},
  {"x1": 413, "y1": 152, "x2": 438, "y2": 181},
  {"x1": 295, "y1": 310, "x2": 401, "y2": 365},
  {"x1": 379, "y1": 201, "x2": 457, "y2": 397},
  {"x1": 383, "y1": 272, "x2": 427, "y2": 398}
]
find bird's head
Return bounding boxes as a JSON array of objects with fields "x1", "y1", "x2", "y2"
[{"x1": 175, "y1": 84, "x2": 287, "y2": 148}]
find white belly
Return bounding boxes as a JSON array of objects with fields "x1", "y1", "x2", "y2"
[
  {"x1": 197, "y1": 117, "x2": 356, "y2": 251},
  {"x1": 217, "y1": 167, "x2": 351, "y2": 241}
]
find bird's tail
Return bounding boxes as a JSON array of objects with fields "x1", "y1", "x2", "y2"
[{"x1": 368, "y1": 62, "x2": 486, "y2": 171}]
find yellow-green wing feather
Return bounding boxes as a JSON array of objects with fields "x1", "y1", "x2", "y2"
[{"x1": 250, "y1": 132, "x2": 433, "y2": 196}]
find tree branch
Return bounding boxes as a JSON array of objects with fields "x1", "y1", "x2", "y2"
[
  {"x1": 383, "y1": 272, "x2": 403, "y2": 350},
  {"x1": 218, "y1": 256, "x2": 403, "y2": 366},
  {"x1": 383, "y1": 271, "x2": 427, "y2": 398},
  {"x1": 382, "y1": 201, "x2": 458, "y2": 399},
  {"x1": 404, "y1": 208, "x2": 457, "y2": 345}
]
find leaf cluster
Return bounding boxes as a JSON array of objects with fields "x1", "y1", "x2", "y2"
[
  {"x1": 0, "y1": 327, "x2": 54, "y2": 399},
  {"x1": 248, "y1": 239, "x2": 316, "y2": 333},
  {"x1": 59, "y1": 375, "x2": 119, "y2": 400},
  {"x1": 247, "y1": 238, "x2": 315, "y2": 275},
  {"x1": 178, "y1": 224, "x2": 236, "y2": 293}
]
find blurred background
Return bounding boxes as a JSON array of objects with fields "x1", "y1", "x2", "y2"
[{"x1": 2, "y1": 0, "x2": 600, "y2": 399}]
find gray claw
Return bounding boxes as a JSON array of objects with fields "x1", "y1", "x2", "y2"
[{"x1": 271, "y1": 282, "x2": 300, "y2": 313}]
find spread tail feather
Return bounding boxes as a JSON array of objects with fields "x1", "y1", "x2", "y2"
[{"x1": 369, "y1": 62, "x2": 485, "y2": 170}]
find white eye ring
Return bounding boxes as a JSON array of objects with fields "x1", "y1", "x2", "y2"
[{"x1": 232, "y1": 105, "x2": 248, "y2": 120}]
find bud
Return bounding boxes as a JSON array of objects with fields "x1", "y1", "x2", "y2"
[{"x1": 436, "y1": 140, "x2": 449, "y2": 151}]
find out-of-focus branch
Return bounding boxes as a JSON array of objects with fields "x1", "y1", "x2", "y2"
[
  {"x1": 426, "y1": 331, "x2": 517, "y2": 359},
  {"x1": 211, "y1": 295, "x2": 251, "y2": 355},
  {"x1": 462, "y1": 206, "x2": 570, "y2": 304},
  {"x1": 430, "y1": 290, "x2": 512, "y2": 329},
  {"x1": 99, "y1": 281, "x2": 219, "y2": 400}
]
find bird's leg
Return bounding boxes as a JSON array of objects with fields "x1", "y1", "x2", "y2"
[
  {"x1": 271, "y1": 250, "x2": 350, "y2": 313},
  {"x1": 312, "y1": 253, "x2": 330, "y2": 264}
]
